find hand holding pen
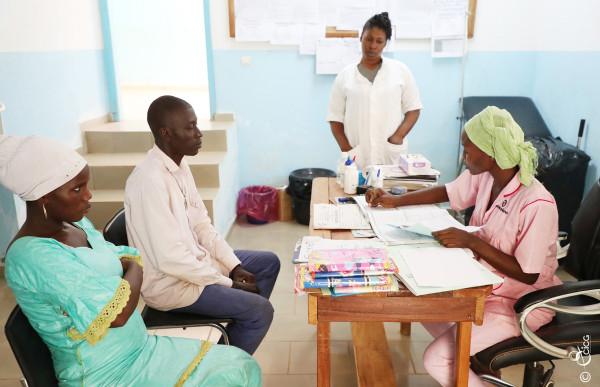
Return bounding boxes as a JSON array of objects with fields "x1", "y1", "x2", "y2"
[{"x1": 366, "y1": 188, "x2": 398, "y2": 207}]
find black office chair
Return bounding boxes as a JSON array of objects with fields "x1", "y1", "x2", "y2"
[
  {"x1": 103, "y1": 208, "x2": 232, "y2": 344},
  {"x1": 474, "y1": 178, "x2": 600, "y2": 387},
  {"x1": 5, "y1": 305, "x2": 58, "y2": 387}
]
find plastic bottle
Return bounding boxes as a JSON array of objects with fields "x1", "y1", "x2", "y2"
[
  {"x1": 336, "y1": 152, "x2": 349, "y2": 186},
  {"x1": 344, "y1": 163, "x2": 359, "y2": 194},
  {"x1": 373, "y1": 167, "x2": 384, "y2": 189}
]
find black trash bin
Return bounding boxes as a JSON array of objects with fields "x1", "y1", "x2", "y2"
[
  {"x1": 528, "y1": 136, "x2": 590, "y2": 236},
  {"x1": 287, "y1": 168, "x2": 336, "y2": 225}
]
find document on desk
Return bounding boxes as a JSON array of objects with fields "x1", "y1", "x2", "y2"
[
  {"x1": 313, "y1": 203, "x2": 371, "y2": 230},
  {"x1": 388, "y1": 214, "x2": 483, "y2": 237},
  {"x1": 387, "y1": 245, "x2": 503, "y2": 295},
  {"x1": 353, "y1": 196, "x2": 448, "y2": 244}
]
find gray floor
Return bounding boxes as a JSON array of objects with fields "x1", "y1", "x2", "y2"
[{"x1": 1, "y1": 219, "x2": 598, "y2": 386}]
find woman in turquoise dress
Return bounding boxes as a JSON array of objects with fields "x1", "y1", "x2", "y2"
[{"x1": 0, "y1": 135, "x2": 262, "y2": 386}]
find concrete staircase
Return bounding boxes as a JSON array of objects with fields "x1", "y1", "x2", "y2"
[{"x1": 83, "y1": 119, "x2": 239, "y2": 235}]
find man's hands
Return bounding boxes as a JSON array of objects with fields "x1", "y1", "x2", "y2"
[
  {"x1": 231, "y1": 265, "x2": 260, "y2": 294},
  {"x1": 366, "y1": 188, "x2": 399, "y2": 208}
]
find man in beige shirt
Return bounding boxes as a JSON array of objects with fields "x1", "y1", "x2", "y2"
[{"x1": 125, "y1": 95, "x2": 280, "y2": 355}]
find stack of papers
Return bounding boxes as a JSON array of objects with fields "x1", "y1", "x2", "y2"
[
  {"x1": 387, "y1": 245, "x2": 503, "y2": 296},
  {"x1": 353, "y1": 196, "x2": 449, "y2": 245},
  {"x1": 369, "y1": 165, "x2": 440, "y2": 190}
]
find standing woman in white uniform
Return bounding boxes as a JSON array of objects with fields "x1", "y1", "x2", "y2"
[{"x1": 327, "y1": 12, "x2": 423, "y2": 170}]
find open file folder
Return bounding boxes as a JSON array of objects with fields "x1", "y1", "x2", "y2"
[{"x1": 387, "y1": 245, "x2": 503, "y2": 296}]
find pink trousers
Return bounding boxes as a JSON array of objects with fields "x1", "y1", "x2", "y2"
[{"x1": 421, "y1": 298, "x2": 552, "y2": 386}]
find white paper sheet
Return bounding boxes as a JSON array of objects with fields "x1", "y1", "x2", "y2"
[
  {"x1": 316, "y1": 37, "x2": 360, "y2": 74},
  {"x1": 337, "y1": 3, "x2": 374, "y2": 31},
  {"x1": 353, "y1": 196, "x2": 450, "y2": 244},
  {"x1": 235, "y1": 19, "x2": 272, "y2": 42},
  {"x1": 434, "y1": 0, "x2": 468, "y2": 14},
  {"x1": 235, "y1": 0, "x2": 269, "y2": 19},
  {"x1": 392, "y1": 0, "x2": 434, "y2": 39},
  {"x1": 300, "y1": 23, "x2": 325, "y2": 55},
  {"x1": 291, "y1": 0, "x2": 319, "y2": 23},
  {"x1": 432, "y1": 13, "x2": 466, "y2": 37},
  {"x1": 388, "y1": 214, "x2": 483, "y2": 236},
  {"x1": 271, "y1": 23, "x2": 303, "y2": 45},
  {"x1": 318, "y1": 0, "x2": 340, "y2": 26},
  {"x1": 313, "y1": 203, "x2": 371, "y2": 229},
  {"x1": 388, "y1": 244, "x2": 503, "y2": 296},
  {"x1": 401, "y1": 246, "x2": 492, "y2": 287}
]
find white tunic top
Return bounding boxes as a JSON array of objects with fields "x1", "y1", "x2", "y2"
[
  {"x1": 124, "y1": 146, "x2": 240, "y2": 310},
  {"x1": 327, "y1": 57, "x2": 423, "y2": 169}
]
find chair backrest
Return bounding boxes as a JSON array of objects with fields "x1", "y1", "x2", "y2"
[
  {"x1": 462, "y1": 96, "x2": 553, "y2": 138},
  {"x1": 103, "y1": 208, "x2": 128, "y2": 246},
  {"x1": 4, "y1": 306, "x2": 58, "y2": 387},
  {"x1": 564, "y1": 178, "x2": 600, "y2": 280}
]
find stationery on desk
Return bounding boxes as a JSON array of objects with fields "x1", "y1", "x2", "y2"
[
  {"x1": 294, "y1": 246, "x2": 400, "y2": 296},
  {"x1": 295, "y1": 236, "x2": 384, "y2": 263}
]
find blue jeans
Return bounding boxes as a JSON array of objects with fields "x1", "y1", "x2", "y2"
[{"x1": 171, "y1": 250, "x2": 280, "y2": 355}]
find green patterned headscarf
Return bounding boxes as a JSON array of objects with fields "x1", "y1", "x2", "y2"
[{"x1": 464, "y1": 106, "x2": 538, "y2": 186}]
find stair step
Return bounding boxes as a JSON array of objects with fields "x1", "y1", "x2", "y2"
[
  {"x1": 84, "y1": 152, "x2": 225, "y2": 190},
  {"x1": 85, "y1": 120, "x2": 231, "y2": 153},
  {"x1": 88, "y1": 188, "x2": 219, "y2": 230}
]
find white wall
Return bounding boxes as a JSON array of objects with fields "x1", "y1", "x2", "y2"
[{"x1": 0, "y1": 0, "x2": 103, "y2": 52}]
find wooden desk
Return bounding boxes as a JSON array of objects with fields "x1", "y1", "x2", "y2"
[{"x1": 307, "y1": 177, "x2": 491, "y2": 386}]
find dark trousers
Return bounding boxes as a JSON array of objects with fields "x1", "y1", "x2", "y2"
[{"x1": 171, "y1": 250, "x2": 280, "y2": 355}]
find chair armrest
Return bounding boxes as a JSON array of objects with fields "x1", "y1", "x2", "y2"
[
  {"x1": 514, "y1": 280, "x2": 600, "y2": 360},
  {"x1": 514, "y1": 280, "x2": 600, "y2": 313}
]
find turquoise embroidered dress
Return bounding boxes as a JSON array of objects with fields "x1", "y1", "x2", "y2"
[{"x1": 5, "y1": 217, "x2": 261, "y2": 386}]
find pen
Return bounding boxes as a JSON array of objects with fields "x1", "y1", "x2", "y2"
[{"x1": 338, "y1": 197, "x2": 350, "y2": 203}]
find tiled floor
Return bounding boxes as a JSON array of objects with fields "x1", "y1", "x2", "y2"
[{"x1": 1, "y1": 219, "x2": 597, "y2": 386}]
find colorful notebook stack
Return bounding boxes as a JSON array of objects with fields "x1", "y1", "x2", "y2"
[{"x1": 294, "y1": 247, "x2": 399, "y2": 296}]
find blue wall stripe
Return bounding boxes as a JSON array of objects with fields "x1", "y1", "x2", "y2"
[
  {"x1": 204, "y1": 0, "x2": 217, "y2": 118},
  {"x1": 99, "y1": 0, "x2": 121, "y2": 121}
]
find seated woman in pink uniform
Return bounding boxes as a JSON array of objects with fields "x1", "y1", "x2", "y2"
[{"x1": 367, "y1": 106, "x2": 561, "y2": 386}]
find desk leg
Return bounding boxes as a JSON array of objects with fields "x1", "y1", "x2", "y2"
[
  {"x1": 400, "y1": 322, "x2": 411, "y2": 337},
  {"x1": 455, "y1": 321, "x2": 472, "y2": 387},
  {"x1": 317, "y1": 322, "x2": 331, "y2": 387}
]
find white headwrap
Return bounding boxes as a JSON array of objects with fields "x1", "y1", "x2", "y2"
[{"x1": 0, "y1": 135, "x2": 87, "y2": 201}]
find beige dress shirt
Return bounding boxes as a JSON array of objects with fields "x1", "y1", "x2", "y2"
[{"x1": 124, "y1": 145, "x2": 240, "y2": 310}]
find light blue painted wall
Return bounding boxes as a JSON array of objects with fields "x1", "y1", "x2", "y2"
[
  {"x1": 213, "y1": 50, "x2": 545, "y2": 187},
  {"x1": 532, "y1": 52, "x2": 600, "y2": 192},
  {"x1": 0, "y1": 50, "x2": 109, "y2": 144},
  {"x1": 0, "y1": 49, "x2": 109, "y2": 252}
]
